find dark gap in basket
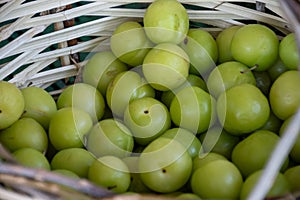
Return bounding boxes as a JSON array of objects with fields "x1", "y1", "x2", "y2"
[
  {"x1": 0, "y1": 27, "x2": 30, "y2": 50},
  {"x1": 115, "y1": 3, "x2": 150, "y2": 9},
  {"x1": 0, "y1": 60, "x2": 29, "y2": 82},
  {"x1": 23, "y1": 0, "x2": 37, "y2": 4},
  {"x1": 32, "y1": 23, "x2": 55, "y2": 38},
  {"x1": 0, "y1": 18, "x2": 17, "y2": 31},
  {"x1": 183, "y1": 3, "x2": 213, "y2": 11}
]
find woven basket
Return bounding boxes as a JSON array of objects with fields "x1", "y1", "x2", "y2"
[{"x1": 0, "y1": 0, "x2": 299, "y2": 200}]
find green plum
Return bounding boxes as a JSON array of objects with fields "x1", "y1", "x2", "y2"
[
  {"x1": 143, "y1": 0, "x2": 189, "y2": 44},
  {"x1": 180, "y1": 29, "x2": 218, "y2": 76},
  {"x1": 51, "y1": 147, "x2": 95, "y2": 178},
  {"x1": 279, "y1": 33, "x2": 299, "y2": 70},
  {"x1": 207, "y1": 61, "x2": 256, "y2": 98},
  {"x1": 0, "y1": 117, "x2": 48, "y2": 153},
  {"x1": 49, "y1": 107, "x2": 93, "y2": 150},
  {"x1": 21, "y1": 86, "x2": 57, "y2": 130},
  {"x1": 279, "y1": 115, "x2": 300, "y2": 163},
  {"x1": 269, "y1": 70, "x2": 300, "y2": 120},
  {"x1": 139, "y1": 137, "x2": 192, "y2": 193},
  {"x1": 240, "y1": 170, "x2": 290, "y2": 200},
  {"x1": 142, "y1": 43, "x2": 190, "y2": 91},
  {"x1": 106, "y1": 70, "x2": 155, "y2": 118},
  {"x1": 86, "y1": 118, "x2": 134, "y2": 158},
  {"x1": 123, "y1": 97, "x2": 171, "y2": 145},
  {"x1": 82, "y1": 51, "x2": 128, "y2": 96},
  {"x1": 231, "y1": 130, "x2": 289, "y2": 177},
  {"x1": 217, "y1": 83, "x2": 270, "y2": 135},
  {"x1": 160, "y1": 127, "x2": 202, "y2": 158},
  {"x1": 0, "y1": 81, "x2": 25, "y2": 130},
  {"x1": 57, "y1": 83, "x2": 105, "y2": 123},
  {"x1": 170, "y1": 86, "x2": 216, "y2": 134},
  {"x1": 284, "y1": 165, "x2": 300, "y2": 192},
  {"x1": 216, "y1": 26, "x2": 241, "y2": 63},
  {"x1": 110, "y1": 21, "x2": 152, "y2": 67},
  {"x1": 231, "y1": 24, "x2": 279, "y2": 71},
  {"x1": 88, "y1": 156, "x2": 131, "y2": 193},
  {"x1": 191, "y1": 160, "x2": 243, "y2": 199},
  {"x1": 161, "y1": 74, "x2": 207, "y2": 108},
  {"x1": 13, "y1": 147, "x2": 50, "y2": 170},
  {"x1": 192, "y1": 152, "x2": 227, "y2": 173}
]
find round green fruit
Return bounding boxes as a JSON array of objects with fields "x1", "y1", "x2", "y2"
[
  {"x1": 86, "y1": 118, "x2": 134, "y2": 158},
  {"x1": 51, "y1": 147, "x2": 95, "y2": 178},
  {"x1": 160, "y1": 127, "x2": 202, "y2": 158},
  {"x1": 279, "y1": 33, "x2": 299, "y2": 70},
  {"x1": 217, "y1": 83, "x2": 270, "y2": 135},
  {"x1": 191, "y1": 160, "x2": 243, "y2": 199},
  {"x1": 106, "y1": 70, "x2": 155, "y2": 117},
  {"x1": 231, "y1": 130, "x2": 289, "y2": 177},
  {"x1": 284, "y1": 165, "x2": 300, "y2": 192},
  {"x1": 216, "y1": 26, "x2": 241, "y2": 63},
  {"x1": 240, "y1": 170, "x2": 290, "y2": 200},
  {"x1": 57, "y1": 83, "x2": 105, "y2": 123},
  {"x1": 124, "y1": 97, "x2": 171, "y2": 145},
  {"x1": 82, "y1": 51, "x2": 128, "y2": 96},
  {"x1": 21, "y1": 86, "x2": 57, "y2": 130},
  {"x1": 13, "y1": 147, "x2": 50, "y2": 170},
  {"x1": 180, "y1": 29, "x2": 218, "y2": 76},
  {"x1": 110, "y1": 21, "x2": 152, "y2": 66},
  {"x1": 269, "y1": 70, "x2": 300, "y2": 120},
  {"x1": 0, "y1": 117, "x2": 48, "y2": 153},
  {"x1": 170, "y1": 86, "x2": 216, "y2": 134},
  {"x1": 88, "y1": 156, "x2": 131, "y2": 193},
  {"x1": 139, "y1": 137, "x2": 192, "y2": 193},
  {"x1": 142, "y1": 43, "x2": 190, "y2": 91},
  {"x1": 161, "y1": 74, "x2": 207, "y2": 108},
  {"x1": 279, "y1": 115, "x2": 300, "y2": 163},
  {"x1": 143, "y1": 0, "x2": 189, "y2": 44},
  {"x1": 49, "y1": 107, "x2": 93, "y2": 150},
  {"x1": 207, "y1": 61, "x2": 256, "y2": 98},
  {"x1": 192, "y1": 152, "x2": 227, "y2": 173},
  {"x1": 231, "y1": 24, "x2": 279, "y2": 71},
  {"x1": 0, "y1": 81, "x2": 25, "y2": 130}
]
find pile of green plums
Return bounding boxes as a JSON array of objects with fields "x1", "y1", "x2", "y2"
[{"x1": 0, "y1": 0, "x2": 300, "y2": 199}]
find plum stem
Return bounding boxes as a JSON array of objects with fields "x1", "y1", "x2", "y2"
[{"x1": 240, "y1": 64, "x2": 258, "y2": 74}]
